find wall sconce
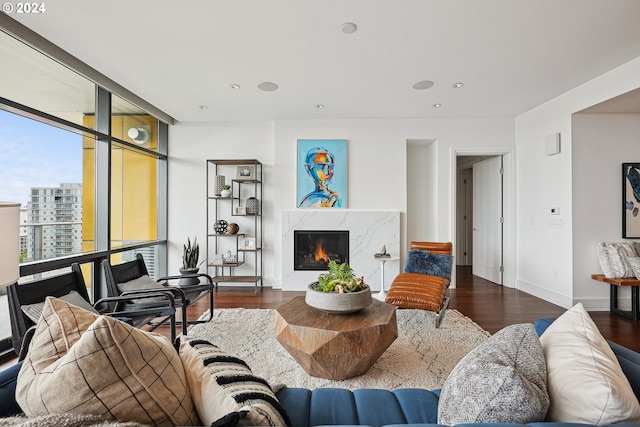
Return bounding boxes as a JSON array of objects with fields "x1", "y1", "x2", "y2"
[
  {"x1": 127, "y1": 127, "x2": 149, "y2": 144},
  {"x1": 0, "y1": 202, "x2": 20, "y2": 287}
]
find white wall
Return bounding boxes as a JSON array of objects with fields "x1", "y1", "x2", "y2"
[
  {"x1": 515, "y1": 56, "x2": 640, "y2": 309},
  {"x1": 573, "y1": 113, "x2": 640, "y2": 310},
  {"x1": 167, "y1": 121, "x2": 275, "y2": 280},
  {"x1": 169, "y1": 117, "x2": 514, "y2": 288},
  {"x1": 407, "y1": 140, "x2": 437, "y2": 243}
]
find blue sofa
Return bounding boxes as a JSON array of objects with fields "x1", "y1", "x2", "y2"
[{"x1": 2, "y1": 318, "x2": 640, "y2": 427}]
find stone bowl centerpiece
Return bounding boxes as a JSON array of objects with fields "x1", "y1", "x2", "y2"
[{"x1": 305, "y1": 260, "x2": 372, "y2": 314}]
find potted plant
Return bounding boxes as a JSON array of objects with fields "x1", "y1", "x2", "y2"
[
  {"x1": 179, "y1": 237, "x2": 201, "y2": 285},
  {"x1": 220, "y1": 184, "x2": 232, "y2": 198},
  {"x1": 305, "y1": 260, "x2": 372, "y2": 314}
]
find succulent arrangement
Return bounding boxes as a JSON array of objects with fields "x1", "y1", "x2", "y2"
[
  {"x1": 182, "y1": 237, "x2": 199, "y2": 270},
  {"x1": 315, "y1": 260, "x2": 369, "y2": 293}
]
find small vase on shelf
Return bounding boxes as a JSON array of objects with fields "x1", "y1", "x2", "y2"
[{"x1": 214, "y1": 175, "x2": 225, "y2": 196}]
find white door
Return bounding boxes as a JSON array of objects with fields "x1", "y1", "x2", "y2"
[{"x1": 472, "y1": 156, "x2": 502, "y2": 284}]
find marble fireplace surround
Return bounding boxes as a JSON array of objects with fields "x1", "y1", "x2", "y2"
[{"x1": 282, "y1": 210, "x2": 401, "y2": 291}]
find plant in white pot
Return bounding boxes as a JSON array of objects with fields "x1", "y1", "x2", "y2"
[
  {"x1": 305, "y1": 260, "x2": 372, "y2": 314},
  {"x1": 179, "y1": 237, "x2": 201, "y2": 286},
  {"x1": 220, "y1": 184, "x2": 232, "y2": 198}
]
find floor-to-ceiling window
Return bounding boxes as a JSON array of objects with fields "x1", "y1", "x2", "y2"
[{"x1": 0, "y1": 25, "x2": 170, "y2": 356}]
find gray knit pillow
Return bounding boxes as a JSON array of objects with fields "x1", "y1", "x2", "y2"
[
  {"x1": 596, "y1": 242, "x2": 637, "y2": 278},
  {"x1": 437, "y1": 323, "x2": 549, "y2": 425}
]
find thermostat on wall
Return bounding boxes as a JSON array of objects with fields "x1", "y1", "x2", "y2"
[{"x1": 545, "y1": 133, "x2": 561, "y2": 156}]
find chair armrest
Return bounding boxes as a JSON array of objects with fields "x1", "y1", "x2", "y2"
[
  {"x1": 95, "y1": 290, "x2": 177, "y2": 312},
  {"x1": 18, "y1": 326, "x2": 36, "y2": 361}
]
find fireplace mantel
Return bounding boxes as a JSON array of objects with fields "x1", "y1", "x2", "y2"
[{"x1": 282, "y1": 210, "x2": 400, "y2": 291}]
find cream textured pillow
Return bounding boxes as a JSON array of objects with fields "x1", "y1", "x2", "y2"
[
  {"x1": 540, "y1": 303, "x2": 640, "y2": 424},
  {"x1": 16, "y1": 297, "x2": 200, "y2": 427},
  {"x1": 596, "y1": 242, "x2": 637, "y2": 278},
  {"x1": 179, "y1": 336, "x2": 290, "y2": 427},
  {"x1": 437, "y1": 323, "x2": 548, "y2": 425},
  {"x1": 627, "y1": 256, "x2": 640, "y2": 280}
]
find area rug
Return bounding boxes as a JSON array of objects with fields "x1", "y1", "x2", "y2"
[{"x1": 188, "y1": 308, "x2": 489, "y2": 391}]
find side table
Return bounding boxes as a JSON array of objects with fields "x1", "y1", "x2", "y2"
[{"x1": 373, "y1": 255, "x2": 400, "y2": 301}]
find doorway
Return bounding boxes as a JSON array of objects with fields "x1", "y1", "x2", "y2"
[{"x1": 456, "y1": 155, "x2": 504, "y2": 285}]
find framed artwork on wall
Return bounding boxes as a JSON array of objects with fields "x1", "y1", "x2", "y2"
[
  {"x1": 296, "y1": 139, "x2": 347, "y2": 208},
  {"x1": 623, "y1": 162, "x2": 640, "y2": 238}
]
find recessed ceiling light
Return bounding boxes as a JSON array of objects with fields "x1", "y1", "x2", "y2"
[
  {"x1": 432, "y1": 103, "x2": 442, "y2": 108},
  {"x1": 258, "y1": 82, "x2": 279, "y2": 92},
  {"x1": 230, "y1": 84, "x2": 240, "y2": 90},
  {"x1": 199, "y1": 105, "x2": 208, "y2": 109},
  {"x1": 315, "y1": 104, "x2": 325, "y2": 109},
  {"x1": 340, "y1": 22, "x2": 358, "y2": 34},
  {"x1": 452, "y1": 82, "x2": 464, "y2": 88},
  {"x1": 412, "y1": 80, "x2": 435, "y2": 90}
]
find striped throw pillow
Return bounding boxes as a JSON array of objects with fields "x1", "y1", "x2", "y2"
[{"x1": 179, "y1": 336, "x2": 290, "y2": 427}]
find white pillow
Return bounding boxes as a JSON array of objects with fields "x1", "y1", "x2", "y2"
[
  {"x1": 540, "y1": 303, "x2": 640, "y2": 424},
  {"x1": 596, "y1": 242, "x2": 637, "y2": 278},
  {"x1": 627, "y1": 256, "x2": 640, "y2": 280}
]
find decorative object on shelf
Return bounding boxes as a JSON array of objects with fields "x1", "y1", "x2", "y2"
[
  {"x1": 179, "y1": 236, "x2": 201, "y2": 286},
  {"x1": 240, "y1": 237, "x2": 256, "y2": 250},
  {"x1": 224, "y1": 250, "x2": 237, "y2": 264},
  {"x1": 234, "y1": 206, "x2": 247, "y2": 215},
  {"x1": 214, "y1": 219, "x2": 228, "y2": 234},
  {"x1": 236, "y1": 165, "x2": 255, "y2": 180},
  {"x1": 305, "y1": 260, "x2": 372, "y2": 314},
  {"x1": 226, "y1": 223, "x2": 239, "y2": 235},
  {"x1": 220, "y1": 184, "x2": 232, "y2": 198},
  {"x1": 374, "y1": 244, "x2": 390, "y2": 258},
  {"x1": 623, "y1": 163, "x2": 640, "y2": 238},
  {"x1": 246, "y1": 197, "x2": 260, "y2": 215},
  {"x1": 297, "y1": 139, "x2": 347, "y2": 208},
  {"x1": 211, "y1": 254, "x2": 224, "y2": 265},
  {"x1": 214, "y1": 175, "x2": 225, "y2": 196}
]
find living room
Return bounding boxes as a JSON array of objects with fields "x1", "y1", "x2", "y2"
[
  {"x1": 4, "y1": 2, "x2": 640, "y2": 426},
  {"x1": 0, "y1": 0, "x2": 640, "y2": 335}
]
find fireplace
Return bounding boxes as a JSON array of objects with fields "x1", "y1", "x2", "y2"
[{"x1": 294, "y1": 230, "x2": 349, "y2": 271}]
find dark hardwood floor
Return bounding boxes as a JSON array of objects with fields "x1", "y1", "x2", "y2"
[
  {"x1": 192, "y1": 265, "x2": 640, "y2": 351},
  {"x1": 2, "y1": 265, "x2": 639, "y2": 369}
]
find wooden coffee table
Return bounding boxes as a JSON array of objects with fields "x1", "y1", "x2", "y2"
[{"x1": 275, "y1": 296, "x2": 398, "y2": 380}]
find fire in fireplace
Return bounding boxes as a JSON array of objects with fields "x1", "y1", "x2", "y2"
[{"x1": 294, "y1": 230, "x2": 349, "y2": 271}]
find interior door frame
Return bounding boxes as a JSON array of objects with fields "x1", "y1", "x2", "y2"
[{"x1": 450, "y1": 147, "x2": 515, "y2": 288}]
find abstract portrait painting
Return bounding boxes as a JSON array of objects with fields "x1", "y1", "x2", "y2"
[{"x1": 297, "y1": 139, "x2": 347, "y2": 208}]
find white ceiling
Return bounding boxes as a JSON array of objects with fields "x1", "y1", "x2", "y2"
[{"x1": 7, "y1": 0, "x2": 640, "y2": 123}]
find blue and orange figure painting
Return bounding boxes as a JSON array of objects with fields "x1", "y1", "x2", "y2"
[{"x1": 297, "y1": 140, "x2": 346, "y2": 208}]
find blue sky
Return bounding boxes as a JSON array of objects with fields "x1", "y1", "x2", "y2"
[{"x1": 0, "y1": 109, "x2": 82, "y2": 206}]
